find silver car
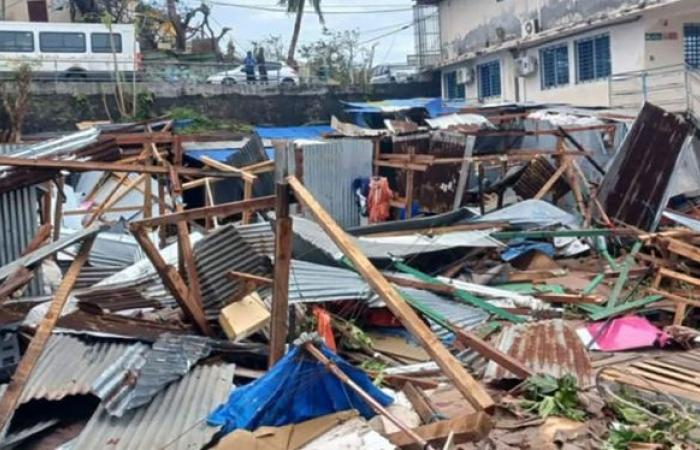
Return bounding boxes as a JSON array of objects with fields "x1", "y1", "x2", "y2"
[{"x1": 206, "y1": 62, "x2": 299, "y2": 86}]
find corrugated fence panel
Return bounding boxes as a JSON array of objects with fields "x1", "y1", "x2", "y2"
[
  {"x1": 0, "y1": 186, "x2": 42, "y2": 295},
  {"x1": 300, "y1": 140, "x2": 373, "y2": 228}
]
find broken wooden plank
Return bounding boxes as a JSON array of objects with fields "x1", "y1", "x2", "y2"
[
  {"x1": 0, "y1": 155, "x2": 244, "y2": 179},
  {"x1": 534, "y1": 159, "x2": 571, "y2": 200},
  {"x1": 386, "y1": 412, "x2": 492, "y2": 450},
  {"x1": 402, "y1": 382, "x2": 442, "y2": 425},
  {"x1": 288, "y1": 176, "x2": 495, "y2": 412},
  {"x1": 0, "y1": 235, "x2": 96, "y2": 432},
  {"x1": 200, "y1": 156, "x2": 257, "y2": 182},
  {"x1": 130, "y1": 196, "x2": 276, "y2": 228},
  {"x1": 228, "y1": 271, "x2": 273, "y2": 285},
  {"x1": 131, "y1": 226, "x2": 212, "y2": 335}
]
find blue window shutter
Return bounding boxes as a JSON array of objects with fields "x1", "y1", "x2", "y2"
[
  {"x1": 577, "y1": 39, "x2": 594, "y2": 82},
  {"x1": 477, "y1": 61, "x2": 500, "y2": 98},
  {"x1": 685, "y1": 24, "x2": 700, "y2": 68},
  {"x1": 541, "y1": 44, "x2": 568, "y2": 89},
  {"x1": 594, "y1": 35, "x2": 611, "y2": 78}
]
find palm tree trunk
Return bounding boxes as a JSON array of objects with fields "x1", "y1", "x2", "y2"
[{"x1": 286, "y1": 0, "x2": 305, "y2": 67}]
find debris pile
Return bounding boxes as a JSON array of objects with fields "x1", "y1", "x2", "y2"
[{"x1": 0, "y1": 101, "x2": 699, "y2": 449}]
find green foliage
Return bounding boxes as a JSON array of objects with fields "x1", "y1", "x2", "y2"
[
  {"x1": 604, "y1": 389, "x2": 700, "y2": 449},
  {"x1": 298, "y1": 29, "x2": 370, "y2": 85},
  {"x1": 520, "y1": 374, "x2": 587, "y2": 422},
  {"x1": 166, "y1": 107, "x2": 252, "y2": 134},
  {"x1": 134, "y1": 91, "x2": 155, "y2": 120}
]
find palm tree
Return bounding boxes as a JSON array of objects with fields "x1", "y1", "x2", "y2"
[{"x1": 279, "y1": 0, "x2": 324, "y2": 68}]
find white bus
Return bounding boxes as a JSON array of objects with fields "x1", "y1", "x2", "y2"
[{"x1": 0, "y1": 21, "x2": 140, "y2": 79}]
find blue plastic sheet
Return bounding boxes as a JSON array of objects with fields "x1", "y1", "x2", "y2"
[
  {"x1": 255, "y1": 125, "x2": 334, "y2": 141},
  {"x1": 207, "y1": 343, "x2": 393, "y2": 433},
  {"x1": 501, "y1": 239, "x2": 556, "y2": 262}
]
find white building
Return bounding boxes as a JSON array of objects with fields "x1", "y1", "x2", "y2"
[{"x1": 419, "y1": 0, "x2": 700, "y2": 108}]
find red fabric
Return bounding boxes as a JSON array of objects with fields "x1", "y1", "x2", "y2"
[
  {"x1": 368, "y1": 177, "x2": 393, "y2": 223},
  {"x1": 313, "y1": 307, "x2": 336, "y2": 351}
]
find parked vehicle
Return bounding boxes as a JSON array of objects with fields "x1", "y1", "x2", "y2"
[
  {"x1": 0, "y1": 21, "x2": 139, "y2": 80},
  {"x1": 206, "y1": 62, "x2": 299, "y2": 86},
  {"x1": 370, "y1": 65, "x2": 419, "y2": 84}
]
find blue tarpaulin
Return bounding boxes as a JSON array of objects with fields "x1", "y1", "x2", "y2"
[
  {"x1": 184, "y1": 148, "x2": 238, "y2": 163},
  {"x1": 255, "y1": 125, "x2": 334, "y2": 141},
  {"x1": 342, "y1": 98, "x2": 469, "y2": 119},
  {"x1": 207, "y1": 343, "x2": 393, "y2": 433},
  {"x1": 501, "y1": 239, "x2": 556, "y2": 262}
]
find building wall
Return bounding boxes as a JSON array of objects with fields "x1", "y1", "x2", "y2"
[
  {"x1": 438, "y1": 0, "x2": 664, "y2": 62},
  {"x1": 4, "y1": 0, "x2": 72, "y2": 22},
  {"x1": 439, "y1": 0, "x2": 700, "y2": 107}
]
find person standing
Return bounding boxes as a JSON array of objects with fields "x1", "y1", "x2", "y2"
[
  {"x1": 257, "y1": 48, "x2": 268, "y2": 84},
  {"x1": 244, "y1": 51, "x2": 256, "y2": 84}
]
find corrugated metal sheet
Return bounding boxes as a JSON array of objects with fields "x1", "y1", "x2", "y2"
[
  {"x1": 287, "y1": 260, "x2": 372, "y2": 304},
  {"x1": 292, "y1": 139, "x2": 373, "y2": 228},
  {"x1": 68, "y1": 363, "x2": 234, "y2": 450},
  {"x1": 394, "y1": 287, "x2": 488, "y2": 344},
  {"x1": 292, "y1": 215, "x2": 500, "y2": 264},
  {"x1": 0, "y1": 129, "x2": 100, "y2": 167},
  {"x1": 483, "y1": 319, "x2": 594, "y2": 386},
  {"x1": 0, "y1": 186, "x2": 42, "y2": 295},
  {"x1": 194, "y1": 224, "x2": 270, "y2": 321},
  {"x1": 18, "y1": 334, "x2": 147, "y2": 404},
  {"x1": 95, "y1": 334, "x2": 212, "y2": 417},
  {"x1": 0, "y1": 224, "x2": 105, "y2": 282},
  {"x1": 596, "y1": 103, "x2": 693, "y2": 231},
  {"x1": 235, "y1": 222, "x2": 275, "y2": 256}
]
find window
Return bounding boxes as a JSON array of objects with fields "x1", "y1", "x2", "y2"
[
  {"x1": 0, "y1": 31, "x2": 34, "y2": 52},
  {"x1": 540, "y1": 44, "x2": 569, "y2": 89},
  {"x1": 443, "y1": 71, "x2": 465, "y2": 99},
  {"x1": 576, "y1": 34, "x2": 611, "y2": 82},
  {"x1": 266, "y1": 62, "x2": 282, "y2": 71},
  {"x1": 91, "y1": 33, "x2": 122, "y2": 53},
  {"x1": 477, "y1": 61, "x2": 501, "y2": 98},
  {"x1": 685, "y1": 24, "x2": 700, "y2": 68},
  {"x1": 39, "y1": 32, "x2": 85, "y2": 53}
]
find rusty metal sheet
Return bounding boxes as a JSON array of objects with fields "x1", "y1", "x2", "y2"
[
  {"x1": 513, "y1": 156, "x2": 570, "y2": 200},
  {"x1": 392, "y1": 132, "x2": 469, "y2": 213},
  {"x1": 596, "y1": 103, "x2": 693, "y2": 231},
  {"x1": 483, "y1": 319, "x2": 594, "y2": 386}
]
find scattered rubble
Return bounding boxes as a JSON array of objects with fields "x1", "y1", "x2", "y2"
[{"x1": 0, "y1": 100, "x2": 699, "y2": 449}]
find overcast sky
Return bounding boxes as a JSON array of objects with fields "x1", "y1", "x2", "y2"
[{"x1": 207, "y1": 0, "x2": 417, "y2": 65}]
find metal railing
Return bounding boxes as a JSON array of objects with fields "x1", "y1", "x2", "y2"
[
  {"x1": 0, "y1": 57, "x2": 369, "y2": 88},
  {"x1": 609, "y1": 63, "x2": 700, "y2": 122}
]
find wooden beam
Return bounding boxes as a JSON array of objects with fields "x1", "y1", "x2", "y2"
[
  {"x1": 269, "y1": 145, "x2": 292, "y2": 367},
  {"x1": 449, "y1": 323, "x2": 533, "y2": 380},
  {"x1": 288, "y1": 176, "x2": 495, "y2": 412},
  {"x1": 0, "y1": 268, "x2": 33, "y2": 301},
  {"x1": 86, "y1": 174, "x2": 147, "y2": 226},
  {"x1": 131, "y1": 227, "x2": 212, "y2": 335},
  {"x1": 130, "y1": 196, "x2": 276, "y2": 228},
  {"x1": 386, "y1": 412, "x2": 492, "y2": 450},
  {"x1": 200, "y1": 156, "x2": 257, "y2": 182},
  {"x1": 52, "y1": 177, "x2": 64, "y2": 241},
  {"x1": 534, "y1": 159, "x2": 571, "y2": 200},
  {"x1": 0, "y1": 235, "x2": 96, "y2": 431},
  {"x1": 402, "y1": 383, "x2": 442, "y2": 424},
  {"x1": 169, "y1": 166, "x2": 210, "y2": 337},
  {"x1": 242, "y1": 179, "x2": 254, "y2": 224},
  {"x1": 227, "y1": 271, "x2": 273, "y2": 285},
  {"x1": 0, "y1": 155, "x2": 245, "y2": 179}
]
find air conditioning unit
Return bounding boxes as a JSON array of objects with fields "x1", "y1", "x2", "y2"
[
  {"x1": 521, "y1": 18, "x2": 539, "y2": 38},
  {"x1": 516, "y1": 55, "x2": 538, "y2": 77},
  {"x1": 457, "y1": 67, "x2": 475, "y2": 85}
]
